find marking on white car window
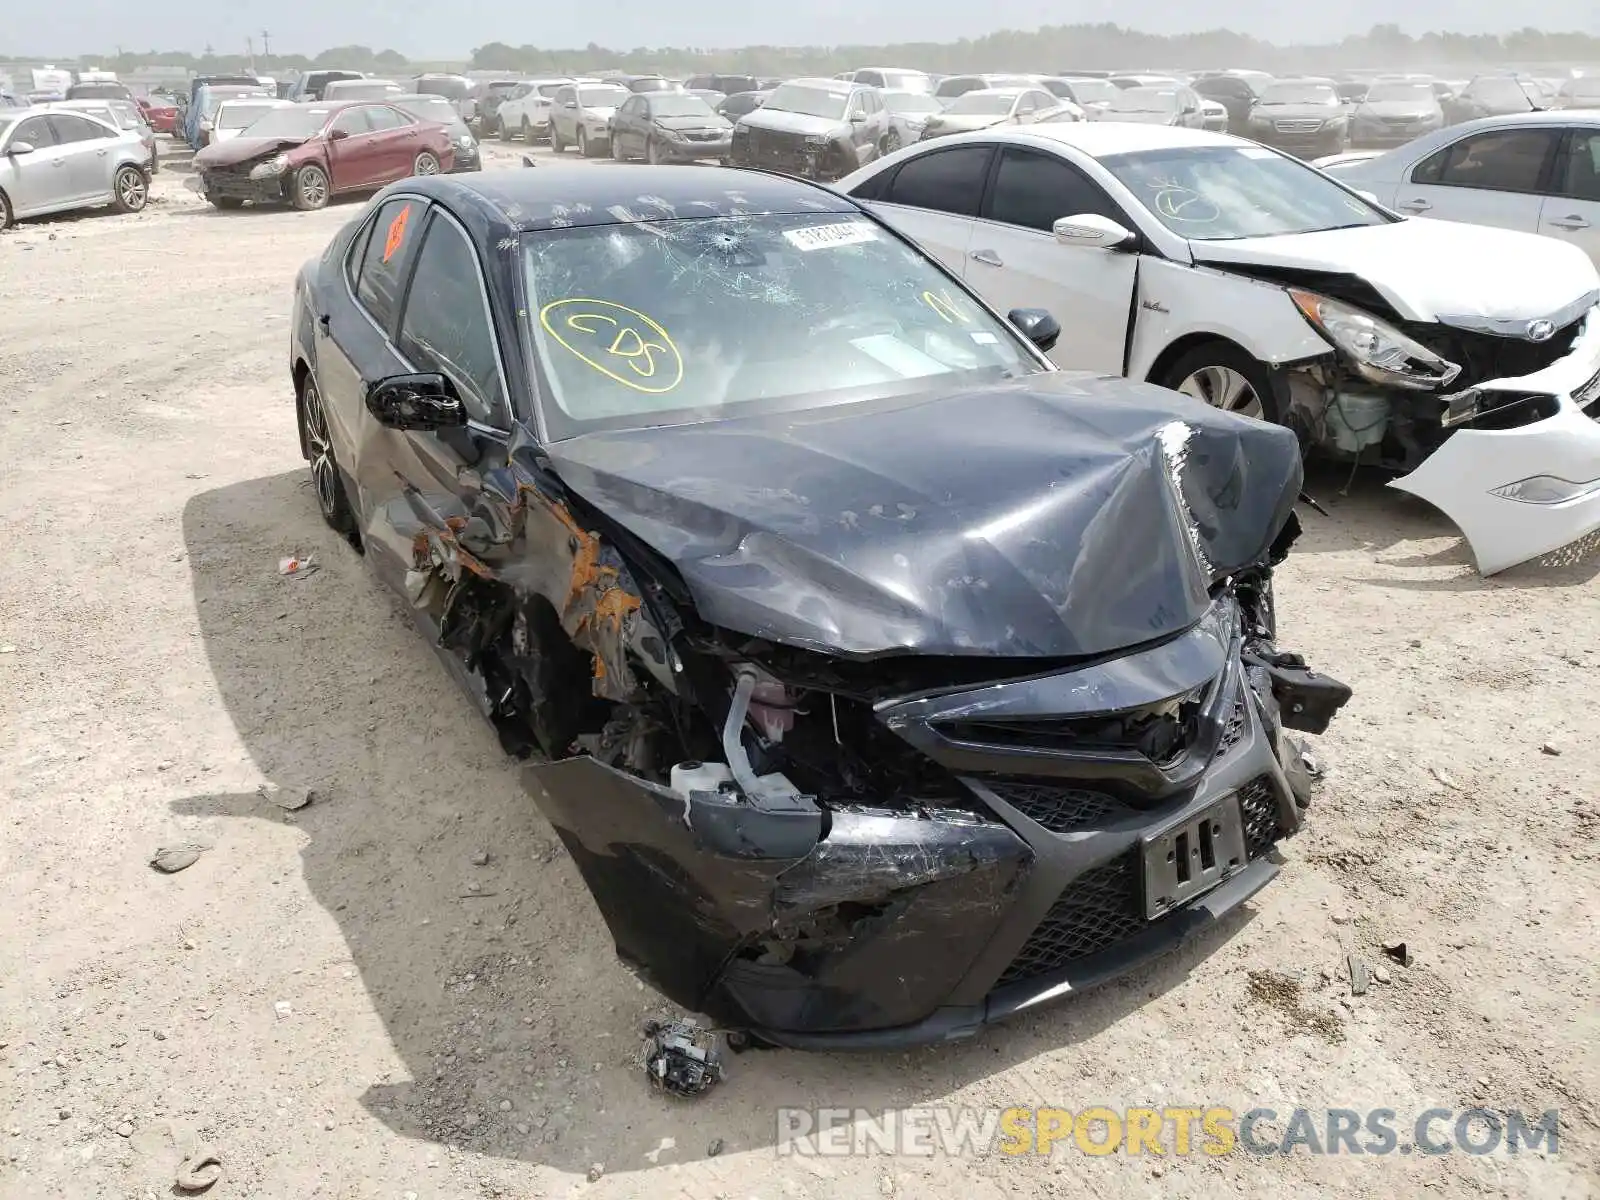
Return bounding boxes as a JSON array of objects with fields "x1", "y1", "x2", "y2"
[
  {"x1": 783, "y1": 222, "x2": 879, "y2": 251},
  {"x1": 1237, "y1": 146, "x2": 1276, "y2": 159}
]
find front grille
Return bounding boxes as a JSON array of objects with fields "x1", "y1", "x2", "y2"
[
  {"x1": 996, "y1": 852, "x2": 1145, "y2": 987},
  {"x1": 684, "y1": 130, "x2": 723, "y2": 142},
  {"x1": 983, "y1": 780, "x2": 1128, "y2": 832},
  {"x1": 1274, "y1": 118, "x2": 1323, "y2": 133},
  {"x1": 1216, "y1": 696, "x2": 1247, "y2": 757},
  {"x1": 1400, "y1": 319, "x2": 1581, "y2": 390},
  {"x1": 1237, "y1": 775, "x2": 1280, "y2": 860}
]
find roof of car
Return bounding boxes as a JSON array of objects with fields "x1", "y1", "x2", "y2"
[
  {"x1": 406, "y1": 164, "x2": 857, "y2": 233},
  {"x1": 8, "y1": 104, "x2": 120, "y2": 127},
  {"x1": 785, "y1": 77, "x2": 856, "y2": 92},
  {"x1": 941, "y1": 122, "x2": 1244, "y2": 156}
]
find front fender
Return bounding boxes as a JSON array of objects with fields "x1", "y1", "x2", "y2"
[{"x1": 1131, "y1": 257, "x2": 1333, "y2": 381}]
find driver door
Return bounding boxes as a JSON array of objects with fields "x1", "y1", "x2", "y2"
[
  {"x1": 967, "y1": 146, "x2": 1138, "y2": 372},
  {"x1": 0, "y1": 115, "x2": 67, "y2": 215}
]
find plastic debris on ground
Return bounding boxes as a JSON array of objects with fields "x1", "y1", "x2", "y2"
[
  {"x1": 278, "y1": 555, "x2": 318, "y2": 578},
  {"x1": 639, "y1": 1018, "x2": 724, "y2": 1099}
]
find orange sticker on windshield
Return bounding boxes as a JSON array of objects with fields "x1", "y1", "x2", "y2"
[
  {"x1": 539, "y1": 299, "x2": 684, "y2": 394},
  {"x1": 383, "y1": 204, "x2": 411, "y2": 262}
]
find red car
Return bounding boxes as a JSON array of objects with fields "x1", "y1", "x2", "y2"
[
  {"x1": 192, "y1": 101, "x2": 455, "y2": 211},
  {"x1": 138, "y1": 94, "x2": 180, "y2": 133}
]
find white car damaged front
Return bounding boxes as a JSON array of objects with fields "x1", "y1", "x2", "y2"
[{"x1": 841, "y1": 127, "x2": 1600, "y2": 575}]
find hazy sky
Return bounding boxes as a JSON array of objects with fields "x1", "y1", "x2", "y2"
[{"x1": 18, "y1": 1, "x2": 1597, "y2": 59}]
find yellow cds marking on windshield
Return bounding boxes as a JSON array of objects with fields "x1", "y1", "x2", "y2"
[
  {"x1": 540, "y1": 299, "x2": 684, "y2": 394},
  {"x1": 1150, "y1": 186, "x2": 1218, "y2": 223},
  {"x1": 921, "y1": 288, "x2": 971, "y2": 324}
]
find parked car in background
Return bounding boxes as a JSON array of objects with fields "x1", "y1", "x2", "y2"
[
  {"x1": 0, "y1": 107, "x2": 150, "y2": 228},
  {"x1": 1552, "y1": 77, "x2": 1600, "y2": 110},
  {"x1": 729, "y1": 77, "x2": 892, "y2": 180},
  {"x1": 1109, "y1": 73, "x2": 1183, "y2": 91},
  {"x1": 918, "y1": 88, "x2": 1069, "y2": 140},
  {"x1": 194, "y1": 101, "x2": 454, "y2": 211},
  {"x1": 683, "y1": 73, "x2": 759, "y2": 96},
  {"x1": 409, "y1": 74, "x2": 473, "y2": 108},
  {"x1": 391, "y1": 94, "x2": 481, "y2": 171},
  {"x1": 1348, "y1": 80, "x2": 1444, "y2": 149},
  {"x1": 495, "y1": 78, "x2": 582, "y2": 142},
  {"x1": 842, "y1": 122, "x2": 1600, "y2": 574},
  {"x1": 1197, "y1": 99, "x2": 1229, "y2": 132},
  {"x1": 138, "y1": 93, "x2": 180, "y2": 133},
  {"x1": 845, "y1": 67, "x2": 934, "y2": 94},
  {"x1": 933, "y1": 73, "x2": 1052, "y2": 103},
  {"x1": 1099, "y1": 86, "x2": 1207, "y2": 128},
  {"x1": 211, "y1": 98, "x2": 294, "y2": 144},
  {"x1": 1049, "y1": 76, "x2": 1119, "y2": 119},
  {"x1": 1192, "y1": 72, "x2": 1265, "y2": 134},
  {"x1": 549, "y1": 82, "x2": 630, "y2": 157},
  {"x1": 1443, "y1": 75, "x2": 1545, "y2": 124},
  {"x1": 50, "y1": 98, "x2": 157, "y2": 172},
  {"x1": 609, "y1": 92, "x2": 732, "y2": 163},
  {"x1": 322, "y1": 79, "x2": 404, "y2": 103},
  {"x1": 1245, "y1": 78, "x2": 1348, "y2": 157},
  {"x1": 881, "y1": 89, "x2": 943, "y2": 145},
  {"x1": 187, "y1": 84, "x2": 275, "y2": 148},
  {"x1": 621, "y1": 75, "x2": 682, "y2": 95},
  {"x1": 686, "y1": 89, "x2": 725, "y2": 109},
  {"x1": 1317, "y1": 112, "x2": 1600, "y2": 268},
  {"x1": 286, "y1": 70, "x2": 365, "y2": 103},
  {"x1": 716, "y1": 90, "x2": 770, "y2": 123},
  {"x1": 66, "y1": 80, "x2": 133, "y2": 102},
  {"x1": 466, "y1": 78, "x2": 529, "y2": 137}
]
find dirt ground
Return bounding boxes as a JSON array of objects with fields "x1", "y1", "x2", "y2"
[{"x1": 1, "y1": 136, "x2": 1597, "y2": 1200}]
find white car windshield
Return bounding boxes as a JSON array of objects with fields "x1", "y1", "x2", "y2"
[
  {"x1": 1064, "y1": 79, "x2": 1118, "y2": 105},
  {"x1": 1101, "y1": 145, "x2": 1392, "y2": 241},
  {"x1": 218, "y1": 103, "x2": 283, "y2": 129},
  {"x1": 522, "y1": 213, "x2": 1041, "y2": 439},
  {"x1": 880, "y1": 72, "x2": 931, "y2": 93},
  {"x1": 1258, "y1": 83, "x2": 1339, "y2": 105},
  {"x1": 399, "y1": 97, "x2": 459, "y2": 124},
  {"x1": 764, "y1": 84, "x2": 849, "y2": 120},
  {"x1": 884, "y1": 92, "x2": 941, "y2": 114},
  {"x1": 1364, "y1": 82, "x2": 1434, "y2": 104},
  {"x1": 579, "y1": 86, "x2": 628, "y2": 107},
  {"x1": 1111, "y1": 88, "x2": 1178, "y2": 114},
  {"x1": 947, "y1": 92, "x2": 1020, "y2": 116}
]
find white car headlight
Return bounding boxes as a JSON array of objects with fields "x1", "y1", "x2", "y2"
[
  {"x1": 457, "y1": 133, "x2": 475, "y2": 148},
  {"x1": 1290, "y1": 289, "x2": 1461, "y2": 390},
  {"x1": 249, "y1": 154, "x2": 290, "y2": 180}
]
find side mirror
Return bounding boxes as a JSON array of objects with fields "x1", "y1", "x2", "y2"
[
  {"x1": 7, "y1": 141, "x2": 34, "y2": 155},
  {"x1": 329, "y1": 127, "x2": 349, "y2": 141},
  {"x1": 1008, "y1": 308, "x2": 1061, "y2": 353},
  {"x1": 365, "y1": 373, "x2": 467, "y2": 431},
  {"x1": 849, "y1": 111, "x2": 867, "y2": 124},
  {"x1": 1052, "y1": 213, "x2": 1136, "y2": 251}
]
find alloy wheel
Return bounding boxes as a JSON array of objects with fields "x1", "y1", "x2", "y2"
[
  {"x1": 414, "y1": 152, "x2": 440, "y2": 176},
  {"x1": 302, "y1": 377, "x2": 339, "y2": 521},
  {"x1": 116, "y1": 168, "x2": 148, "y2": 211},
  {"x1": 578, "y1": 127, "x2": 589, "y2": 156},
  {"x1": 1176, "y1": 365, "x2": 1264, "y2": 419},
  {"x1": 298, "y1": 167, "x2": 329, "y2": 209}
]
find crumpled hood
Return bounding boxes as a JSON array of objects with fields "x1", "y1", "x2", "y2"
[
  {"x1": 195, "y1": 134, "x2": 308, "y2": 167},
  {"x1": 926, "y1": 113, "x2": 1007, "y2": 132},
  {"x1": 738, "y1": 108, "x2": 845, "y2": 138},
  {"x1": 547, "y1": 376, "x2": 1302, "y2": 660},
  {"x1": 1194, "y1": 217, "x2": 1600, "y2": 322}
]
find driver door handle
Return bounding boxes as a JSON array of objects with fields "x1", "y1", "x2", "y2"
[
  {"x1": 1548, "y1": 214, "x2": 1590, "y2": 230},
  {"x1": 970, "y1": 247, "x2": 1004, "y2": 267},
  {"x1": 1398, "y1": 198, "x2": 1431, "y2": 213}
]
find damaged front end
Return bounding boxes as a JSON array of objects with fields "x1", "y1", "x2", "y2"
[
  {"x1": 1276, "y1": 287, "x2": 1600, "y2": 574},
  {"x1": 398, "y1": 383, "x2": 1351, "y2": 1048}
]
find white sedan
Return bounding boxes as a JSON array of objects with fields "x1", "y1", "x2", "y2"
[
  {"x1": 838, "y1": 123, "x2": 1600, "y2": 575},
  {"x1": 1316, "y1": 111, "x2": 1600, "y2": 268}
]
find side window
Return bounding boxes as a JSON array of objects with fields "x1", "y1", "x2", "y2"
[
  {"x1": 1414, "y1": 129, "x2": 1558, "y2": 194},
  {"x1": 622, "y1": 97, "x2": 643, "y2": 118},
  {"x1": 344, "y1": 211, "x2": 376, "y2": 289},
  {"x1": 354, "y1": 197, "x2": 424, "y2": 332},
  {"x1": 859, "y1": 71, "x2": 884, "y2": 89},
  {"x1": 365, "y1": 106, "x2": 408, "y2": 132},
  {"x1": 1556, "y1": 130, "x2": 1600, "y2": 202},
  {"x1": 555, "y1": 87, "x2": 575, "y2": 106},
  {"x1": 331, "y1": 108, "x2": 367, "y2": 137},
  {"x1": 49, "y1": 114, "x2": 107, "y2": 143},
  {"x1": 13, "y1": 116, "x2": 58, "y2": 147},
  {"x1": 987, "y1": 148, "x2": 1123, "y2": 232},
  {"x1": 881, "y1": 146, "x2": 993, "y2": 216},
  {"x1": 861, "y1": 91, "x2": 881, "y2": 115},
  {"x1": 847, "y1": 92, "x2": 866, "y2": 119},
  {"x1": 397, "y1": 215, "x2": 506, "y2": 423}
]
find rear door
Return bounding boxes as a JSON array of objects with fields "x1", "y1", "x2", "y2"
[
  {"x1": 326, "y1": 106, "x2": 388, "y2": 191},
  {"x1": 1391, "y1": 125, "x2": 1557, "y2": 230},
  {"x1": 854, "y1": 143, "x2": 993, "y2": 273},
  {"x1": 969, "y1": 146, "x2": 1138, "y2": 371},
  {"x1": 0, "y1": 115, "x2": 67, "y2": 214},
  {"x1": 47, "y1": 113, "x2": 117, "y2": 201},
  {"x1": 362, "y1": 104, "x2": 423, "y2": 181},
  {"x1": 1537, "y1": 127, "x2": 1600, "y2": 268}
]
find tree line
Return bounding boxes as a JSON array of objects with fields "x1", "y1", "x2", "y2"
[{"x1": 37, "y1": 23, "x2": 1600, "y2": 79}]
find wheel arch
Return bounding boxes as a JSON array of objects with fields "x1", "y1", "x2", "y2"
[
  {"x1": 1143, "y1": 333, "x2": 1256, "y2": 387},
  {"x1": 293, "y1": 357, "x2": 313, "y2": 459}
]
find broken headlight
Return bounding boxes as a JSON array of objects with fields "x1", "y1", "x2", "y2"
[
  {"x1": 249, "y1": 154, "x2": 290, "y2": 180},
  {"x1": 1290, "y1": 289, "x2": 1461, "y2": 391}
]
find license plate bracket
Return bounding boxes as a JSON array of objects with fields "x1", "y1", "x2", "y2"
[{"x1": 1141, "y1": 795, "x2": 1248, "y2": 919}]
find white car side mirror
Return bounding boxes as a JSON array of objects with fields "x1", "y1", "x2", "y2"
[
  {"x1": 1052, "y1": 213, "x2": 1135, "y2": 250},
  {"x1": 7, "y1": 140, "x2": 36, "y2": 155}
]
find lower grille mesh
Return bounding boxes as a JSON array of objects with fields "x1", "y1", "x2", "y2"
[
  {"x1": 996, "y1": 853, "x2": 1145, "y2": 987},
  {"x1": 983, "y1": 781, "x2": 1127, "y2": 833},
  {"x1": 1238, "y1": 776, "x2": 1280, "y2": 860}
]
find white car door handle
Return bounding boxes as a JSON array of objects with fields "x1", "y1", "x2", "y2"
[
  {"x1": 1397, "y1": 198, "x2": 1431, "y2": 213},
  {"x1": 970, "y1": 248, "x2": 1003, "y2": 267},
  {"x1": 1549, "y1": 214, "x2": 1590, "y2": 230}
]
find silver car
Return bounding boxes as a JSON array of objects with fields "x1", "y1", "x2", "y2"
[
  {"x1": 549, "y1": 82, "x2": 630, "y2": 156},
  {"x1": 0, "y1": 107, "x2": 150, "y2": 228}
]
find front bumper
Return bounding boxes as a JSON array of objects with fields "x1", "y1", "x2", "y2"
[
  {"x1": 730, "y1": 130, "x2": 850, "y2": 180},
  {"x1": 199, "y1": 167, "x2": 289, "y2": 205},
  {"x1": 1350, "y1": 123, "x2": 1439, "y2": 148},
  {"x1": 1390, "y1": 309, "x2": 1600, "y2": 574},
  {"x1": 450, "y1": 144, "x2": 482, "y2": 172},
  {"x1": 1250, "y1": 127, "x2": 1347, "y2": 157},
  {"x1": 525, "y1": 604, "x2": 1329, "y2": 1048},
  {"x1": 655, "y1": 134, "x2": 733, "y2": 161}
]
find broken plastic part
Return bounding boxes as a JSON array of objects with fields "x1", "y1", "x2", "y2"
[{"x1": 639, "y1": 1019, "x2": 723, "y2": 1099}]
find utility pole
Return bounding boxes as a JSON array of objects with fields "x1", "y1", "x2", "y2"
[
  {"x1": 262, "y1": 30, "x2": 271, "y2": 61},
  {"x1": 247, "y1": 36, "x2": 255, "y2": 71}
]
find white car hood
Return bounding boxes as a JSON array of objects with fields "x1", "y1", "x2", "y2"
[
  {"x1": 1193, "y1": 218, "x2": 1600, "y2": 323},
  {"x1": 738, "y1": 107, "x2": 844, "y2": 137}
]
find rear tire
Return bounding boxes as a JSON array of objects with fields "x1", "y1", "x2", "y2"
[
  {"x1": 611, "y1": 135, "x2": 626, "y2": 161},
  {"x1": 1156, "y1": 341, "x2": 1282, "y2": 424},
  {"x1": 291, "y1": 164, "x2": 330, "y2": 211},
  {"x1": 111, "y1": 166, "x2": 148, "y2": 214},
  {"x1": 0, "y1": 188, "x2": 12, "y2": 230}
]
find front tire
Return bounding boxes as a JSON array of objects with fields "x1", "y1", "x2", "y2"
[
  {"x1": 413, "y1": 151, "x2": 441, "y2": 177},
  {"x1": 550, "y1": 125, "x2": 565, "y2": 153},
  {"x1": 645, "y1": 136, "x2": 662, "y2": 164},
  {"x1": 111, "y1": 166, "x2": 148, "y2": 214},
  {"x1": 1157, "y1": 342, "x2": 1281, "y2": 424},
  {"x1": 0, "y1": 188, "x2": 13, "y2": 230},
  {"x1": 577, "y1": 127, "x2": 591, "y2": 157},
  {"x1": 881, "y1": 129, "x2": 902, "y2": 155},
  {"x1": 298, "y1": 371, "x2": 359, "y2": 544},
  {"x1": 611, "y1": 135, "x2": 626, "y2": 161},
  {"x1": 516, "y1": 118, "x2": 530, "y2": 143},
  {"x1": 291, "y1": 164, "x2": 330, "y2": 211}
]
